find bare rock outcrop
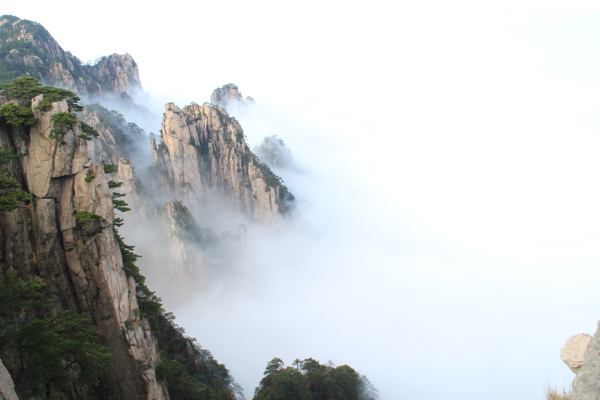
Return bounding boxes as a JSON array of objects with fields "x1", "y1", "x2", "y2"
[
  {"x1": 0, "y1": 358, "x2": 17, "y2": 400},
  {"x1": 151, "y1": 102, "x2": 292, "y2": 225},
  {"x1": 210, "y1": 83, "x2": 254, "y2": 109},
  {"x1": 0, "y1": 95, "x2": 167, "y2": 400},
  {"x1": 572, "y1": 322, "x2": 600, "y2": 399},
  {"x1": 561, "y1": 333, "x2": 592, "y2": 374}
]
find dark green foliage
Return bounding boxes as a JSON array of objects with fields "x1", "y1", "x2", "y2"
[
  {"x1": 111, "y1": 190, "x2": 130, "y2": 213},
  {"x1": 84, "y1": 168, "x2": 95, "y2": 182},
  {"x1": 103, "y1": 163, "x2": 117, "y2": 174},
  {"x1": 16, "y1": 310, "x2": 113, "y2": 396},
  {"x1": 108, "y1": 180, "x2": 123, "y2": 188},
  {"x1": 112, "y1": 199, "x2": 131, "y2": 213},
  {"x1": 80, "y1": 121, "x2": 99, "y2": 138},
  {"x1": 253, "y1": 358, "x2": 379, "y2": 400},
  {"x1": 0, "y1": 150, "x2": 30, "y2": 211},
  {"x1": 0, "y1": 269, "x2": 112, "y2": 398},
  {"x1": 0, "y1": 189, "x2": 31, "y2": 211},
  {"x1": 50, "y1": 112, "x2": 78, "y2": 139},
  {"x1": 152, "y1": 313, "x2": 237, "y2": 400},
  {"x1": 50, "y1": 111, "x2": 78, "y2": 125},
  {"x1": 0, "y1": 104, "x2": 36, "y2": 126},
  {"x1": 2, "y1": 77, "x2": 83, "y2": 112},
  {"x1": 74, "y1": 210, "x2": 104, "y2": 225}
]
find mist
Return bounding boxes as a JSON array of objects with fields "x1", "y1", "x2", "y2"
[{"x1": 4, "y1": 3, "x2": 600, "y2": 399}]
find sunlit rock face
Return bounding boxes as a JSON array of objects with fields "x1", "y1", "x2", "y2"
[
  {"x1": 210, "y1": 83, "x2": 254, "y2": 109},
  {"x1": 0, "y1": 15, "x2": 142, "y2": 100},
  {"x1": 560, "y1": 333, "x2": 591, "y2": 374},
  {"x1": 151, "y1": 102, "x2": 289, "y2": 225},
  {"x1": 0, "y1": 95, "x2": 167, "y2": 400}
]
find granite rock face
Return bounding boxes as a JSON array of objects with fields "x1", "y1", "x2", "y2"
[
  {"x1": 0, "y1": 95, "x2": 167, "y2": 400},
  {"x1": 561, "y1": 333, "x2": 592, "y2": 374},
  {"x1": 151, "y1": 102, "x2": 292, "y2": 225}
]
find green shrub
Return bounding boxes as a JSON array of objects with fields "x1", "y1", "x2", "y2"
[
  {"x1": 103, "y1": 163, "x2": 117, "y2": 174},
  {"x1": 0, "y1": 104, "x2": 36, "y2": 126},
  {"x1": 74, "y1": 211, "x2": 104, "y2": 226},
  {"x1": 0, "y1": 149, "x2": 30, "y2": 211}
]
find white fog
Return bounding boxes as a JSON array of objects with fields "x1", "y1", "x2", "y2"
[{"x1": 5, "y1": 2, "x2": 600, "y2": 399}]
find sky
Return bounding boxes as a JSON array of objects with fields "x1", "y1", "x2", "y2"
[{"x1": 5, "y1": 1, "x2": 600, "y2": 399}]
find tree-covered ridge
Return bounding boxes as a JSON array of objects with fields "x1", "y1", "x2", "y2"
[
  {"x1": 0, "y1": 15, "x2": 87, "y2": 86},
  {"x1": 254, "y1": 358, "x2": 379, "y2": 400}
]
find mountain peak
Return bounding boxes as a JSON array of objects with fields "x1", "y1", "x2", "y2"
[
  {"x1": 210, "y1": 83, "x2": 254, "y2": 109},
  {"x1": 0, "y1": 15, "x2": 142, "y2": 102}
]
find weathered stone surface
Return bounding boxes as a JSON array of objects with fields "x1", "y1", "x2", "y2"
[
  {"x1": 0, "y1": 358, "x2": 17, "y2": 400},
  {"x1": 0, "y1": 97, "x2": 168, "y2": 400},
  {"x1": 561, "y1": 333, "x2": 592, "y2": 374},
  {"x1": 572, "y1": 322, "x2": 600, "y2": 399},
  {"x1": 152, "y1": 102, "x2": 290, "y2": 225}
]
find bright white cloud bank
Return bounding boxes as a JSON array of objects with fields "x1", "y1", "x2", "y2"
[{"x1": 5, "y1": 2, "x2": 600, "y2": 399}]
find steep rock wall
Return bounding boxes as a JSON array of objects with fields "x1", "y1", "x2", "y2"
[
  {"x1": 151, "y1": 102, "x2": 288, "y2": 225},
  {"x1": 0, "y1": 95, "x2": 168, "y2": 400}
]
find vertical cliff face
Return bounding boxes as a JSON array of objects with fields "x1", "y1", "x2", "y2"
[
  {"x1": 151, "y1": 102, "x2": 291, "y2": 225},
  {"x1": 0, "y1": 15, "x2": 142, "y2": 101},
  {"x1": 0, "y1": 95, "x2": 167, "y2": 399}
]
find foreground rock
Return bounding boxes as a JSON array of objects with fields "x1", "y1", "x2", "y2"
[
  {"x1": 572, "y1": 322, "x2": 600, "y2": 399},
  {"x1": 561, "y1": 333, "x2": 592, "y2": 374}
]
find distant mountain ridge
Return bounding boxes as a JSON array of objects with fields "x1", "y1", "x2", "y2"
[{"x1": 0, "y1": 15, "x2": 141, "y2": 101}]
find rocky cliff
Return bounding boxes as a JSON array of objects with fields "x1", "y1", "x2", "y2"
[
  {"x1": 0, "y1": 94, "x2": 167, "y2": 399},
  {"x1": 151, "y1": 102, "x2": 292, "y2": 225},
  {"x1": 0, "y1": 15, "x2": 141, "y2": 101},
  {"x1": 210, "y1": 83, "x2": 254, "y2": 109}
]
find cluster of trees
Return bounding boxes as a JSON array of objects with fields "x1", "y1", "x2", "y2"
[
  {"x1": 0, "y1": 270, "x2": 112, "y2": 398},
  {"x1": 254, "y1": 358, "x2": 379, "y2": 400}
]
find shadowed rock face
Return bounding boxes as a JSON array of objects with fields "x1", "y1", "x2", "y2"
[
  {"x1": 0, "y1": 15, "x2": 142, "y2": 100},
  {"x1": 0, "y1": 95, "x2": 167, "y2": 400}
]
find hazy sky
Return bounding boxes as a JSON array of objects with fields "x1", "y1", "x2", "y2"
[{"x1": 5, "y1": 2, "x2": 600, "y2": 399}]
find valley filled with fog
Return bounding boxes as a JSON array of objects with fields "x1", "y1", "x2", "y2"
[{"x1": 6, "y1": 3, "x2": 600, "y2": 399}]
